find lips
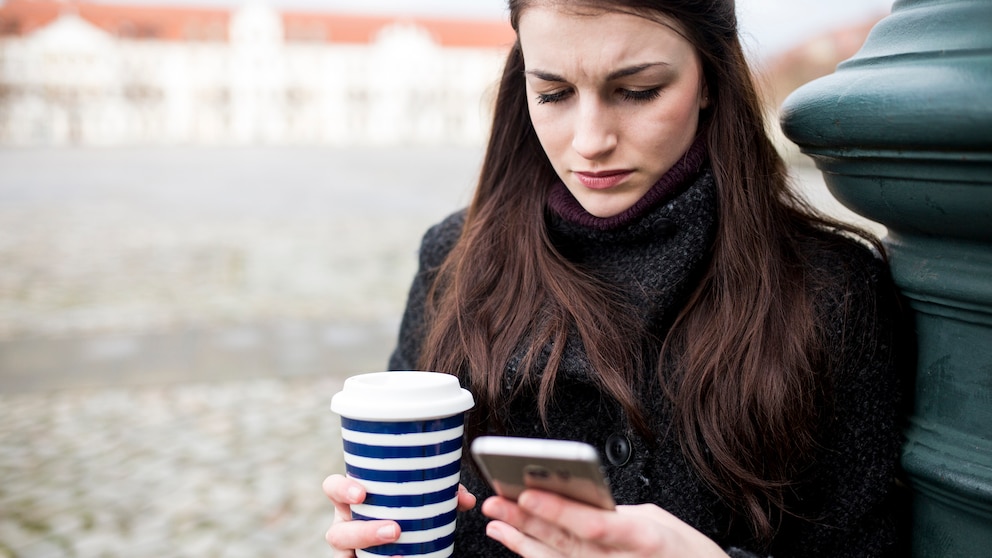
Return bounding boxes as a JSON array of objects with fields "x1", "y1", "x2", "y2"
[{"x1": 574, "y1": 170, "x2": 634, "y2": 190}]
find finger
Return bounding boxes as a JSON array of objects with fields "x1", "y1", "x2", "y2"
[
  {"x1": 519, "y1": 492, "x2": 674, "y2": 551},
  {"x1": 483, "y1": 496, "x2": 575, "y2": 556},
  {"x1": 516, "y1": 490, "x2": 615, "y2": 547},
  {"x1": 325, "y1": 519, "x2": 401, "y2": 554},
  {"x1": 457, "y1": 484, "x2": 477, "y2": 512},
  {"x1": 487, "y1": 520, "x2": 564, "y2": 558},
  {"x1": 481, "y1": 495, "x2": 526, "y2": 525},
  {"x1": 323, "y1": 475, "x2": 366, "y2": 517}
]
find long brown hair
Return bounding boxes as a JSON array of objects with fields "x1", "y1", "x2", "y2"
[{"x1": 418, "y1": 0, "x2": 882, "y2": 544}]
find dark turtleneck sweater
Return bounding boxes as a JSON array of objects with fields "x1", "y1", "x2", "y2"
[{"x1": 388, "y1": 150, "x2": 906, "y2": 557}]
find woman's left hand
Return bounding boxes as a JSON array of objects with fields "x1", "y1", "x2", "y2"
[{"x1": 481, "y1": 490, "x2": 729, "y2": 557}]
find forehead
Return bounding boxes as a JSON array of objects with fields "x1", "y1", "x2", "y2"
[{"x1": 517, "y1": 7, "x2": 695, "y2": 75}]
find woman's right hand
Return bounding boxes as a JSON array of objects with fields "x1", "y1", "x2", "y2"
[
  {"x1": 323, "y1": 474, "x2": 400, "y2": 557},
  {"x1": 322, "y1": 474, "x2": 478, "y2": 557}
]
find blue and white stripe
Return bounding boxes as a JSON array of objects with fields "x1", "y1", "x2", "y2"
[{"x1": 342, "y1": 415, "x2": 465, "y2": 558}]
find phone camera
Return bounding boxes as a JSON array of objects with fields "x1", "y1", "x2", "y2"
[{"x1": 524, "y1": 465, "x2": 551, "y2": 480}]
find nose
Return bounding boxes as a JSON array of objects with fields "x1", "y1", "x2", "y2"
[{"x1": 571, "y1": 97, "x2": 617, "y2": 161}]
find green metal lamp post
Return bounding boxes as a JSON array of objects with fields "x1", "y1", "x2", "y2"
[{"x1": 779, "y1": 0, "x2": 992, "y2": 555}]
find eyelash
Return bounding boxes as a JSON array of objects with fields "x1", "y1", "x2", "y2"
[
  {"x1": 536, "y1": 90, "x2": 573, "y2": 104},
  {"x1": 535, "y1": 87, "x2": 661, "y2": 105},
  {"x1": 620, "y1": 88, "x2": 661, "y2": 102}
]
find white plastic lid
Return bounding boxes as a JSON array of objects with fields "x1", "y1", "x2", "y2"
[{"x1": 330, "y1": 371, "x2": 475, "y2": 421}]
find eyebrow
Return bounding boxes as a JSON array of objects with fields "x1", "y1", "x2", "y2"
[{"x1": 525, "y1": 62, "x2": 671, "y2": 83}]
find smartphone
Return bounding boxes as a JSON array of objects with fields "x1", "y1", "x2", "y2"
[{"x1": 470, "y1": 436, "x2": 616, "y2": 510}]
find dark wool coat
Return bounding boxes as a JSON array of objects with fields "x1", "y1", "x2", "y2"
[{"x1": 388, "y1": 170, "x2": 908, "y2": 557}]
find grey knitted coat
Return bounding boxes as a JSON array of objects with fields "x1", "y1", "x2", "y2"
[{"x1": 388, "y1": 169, "x2": 907, "y2": 557}]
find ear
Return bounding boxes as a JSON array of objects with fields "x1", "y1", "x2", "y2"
[{"x1": 699, "y1": 80, "x2": 711, "y2": 109}]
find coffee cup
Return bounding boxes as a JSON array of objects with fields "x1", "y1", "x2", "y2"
[{"x1": 330, "y1": 371, "x2": 475, "y2": 558}]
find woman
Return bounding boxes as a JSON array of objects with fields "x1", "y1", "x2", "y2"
[{"x1": 325, "y1": 0, "x2": 908, "y2": 556}]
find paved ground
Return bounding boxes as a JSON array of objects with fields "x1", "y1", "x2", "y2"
[
  {"x1": 0, "y1": 377, "x2": 345, "y2": 558},
  {"x1": 0, "y1": 146, "x2": 877, "y2": 557}
]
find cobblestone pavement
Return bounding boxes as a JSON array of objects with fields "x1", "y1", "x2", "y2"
[
  {"x1": 0, "y1": 376, "x2": 346, "y2": 558},
  {"x1": 0, "y1": 147, "x2": 878, "y2": 557}
]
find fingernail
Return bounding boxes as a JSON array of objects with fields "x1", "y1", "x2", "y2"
[
  {"x1": 486, "y1": 523, "x2": 503, "y2": 542},
  {"x1": 483, "y1": 498, "x2": 504, "y2": 520},
  {"x1": 519, "y1": 493, "x2": 540, "y2": 512},
  {"x1": 347, "y1": 485, "x2": 362, "y2": 503},
  {"x1": 377, "y1": 524, "x2": 398, "y2": 541}
]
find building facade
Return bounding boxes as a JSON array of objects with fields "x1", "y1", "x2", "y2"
[{"x1": 0, "y1": 0, "x2": 514, "y2": 146}]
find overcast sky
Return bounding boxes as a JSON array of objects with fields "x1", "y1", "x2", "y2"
[{"x1": 17, "y1": 0, "x2": 896, "y2": 59}]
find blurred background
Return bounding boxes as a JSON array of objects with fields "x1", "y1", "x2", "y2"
[{"x1": 0, "y1": 0, "x2": 890, "y2": 556}]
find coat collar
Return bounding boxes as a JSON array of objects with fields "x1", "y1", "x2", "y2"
[{"x1": 538, "y1": 169, "x2": 719, "y2": 381}]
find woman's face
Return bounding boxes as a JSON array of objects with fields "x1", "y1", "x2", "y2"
[{"x1": 518, "y1": 6, "x2": 708, "y2": 218}]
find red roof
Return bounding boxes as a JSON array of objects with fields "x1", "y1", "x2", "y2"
[
  {"x1": 0, "y1": 0, "x2": 515, "y2": 47},
  {"x1": 282, "y1": 11, "x2": 515, "y2": 48},
  {"x1": 0, "y1": 0, "x2": 229, "y2": 40}
]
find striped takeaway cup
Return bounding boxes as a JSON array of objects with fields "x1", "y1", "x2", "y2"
[{"x1": 331, "y1": 371, "x2": 475, "y2": 558}]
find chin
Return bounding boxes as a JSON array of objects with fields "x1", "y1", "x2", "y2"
[
  {"x1": 585, "y1": 208, "x2": 623, "y2": 218},
  {"x1": 578, "y1": 197, "x2": 638, "y2": 219}
]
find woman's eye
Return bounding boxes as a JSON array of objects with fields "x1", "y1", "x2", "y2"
[
  {"x1": 619, "y1": 88, "x2": 661, "y2": 102},
  {"x1": 536, "y1": 89, "x2": 573, "y2": 104}
]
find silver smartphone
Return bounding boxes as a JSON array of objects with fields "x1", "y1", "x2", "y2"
[{"x1": 470, "y1": 436, "x2": 616, "y2": 510}]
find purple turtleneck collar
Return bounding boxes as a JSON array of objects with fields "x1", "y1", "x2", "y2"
[{"x1": 547, "y1": 137, "x2": 707, "y2": 231}]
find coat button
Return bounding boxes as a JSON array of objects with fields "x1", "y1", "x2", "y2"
[
  {"x1": 651, "y1": 217, "x2": 675, "y2": 237},
  {"x1": 605, "y1": 433, "x2": 632, "y2": 466}
]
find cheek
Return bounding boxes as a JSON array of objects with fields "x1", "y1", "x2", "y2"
[
  {"x1": 640, "y1": 95, "x2": 702, "y2": 145},
  {"x1": 675, "y1": 83, "x2": 706, "y2": 124},
  {"x1": 528, "y1": 108, "x2": 569, "y2": 159}
]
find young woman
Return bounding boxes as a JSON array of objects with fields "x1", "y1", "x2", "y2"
[{"x1": 324, "y1": 1, "x2": 908, "y2": 556}]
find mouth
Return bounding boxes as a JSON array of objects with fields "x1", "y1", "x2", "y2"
[{"x1": 573, "y1": 170, "x2": 634, "y2": 190}]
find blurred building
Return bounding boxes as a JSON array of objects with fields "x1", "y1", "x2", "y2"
[
  {"x1": 757, "y1": 15, "x2": 883, "y2": 109},
  {"x1": 0, "y1": 0, "x2": 514, "y2": 146},
  {"x1": 756, "y1": 13, "x2": 884, "y2": 164}
]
